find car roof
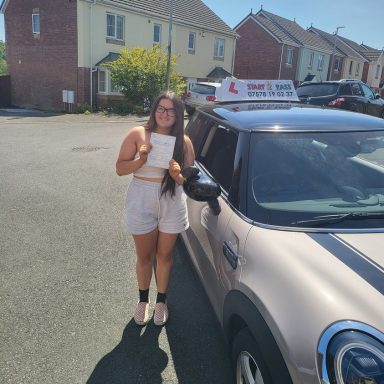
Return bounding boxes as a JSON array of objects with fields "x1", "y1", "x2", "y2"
[
  {"x1": 197, "y1": 102, "x2": 384, "y2": 132},
  {"x1": 298, "y1": 80, "x2": 362, "y2": 87}
]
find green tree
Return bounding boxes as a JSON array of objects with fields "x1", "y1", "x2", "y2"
[
  {"x1": 106, "y1": 45, "x2": 185, "y2": 112},
  {"x1": 0, "y1": 40, "x2": 7, "y2": 75}
]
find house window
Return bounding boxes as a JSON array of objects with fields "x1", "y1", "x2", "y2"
[
  {"x1": 286, "y1": 48, "x2": 293, "y2": 65},
  {"x1": 355, "y1": 62, "x2": 360, "y2": 77},
  {"x1": 214, "y1": 38, "x2": 225, "y2": 59},
  {"x1": 333, "y1": 57, "x2": 341, "y2": 72},
  {"x1": 349, "y1": 61, "x2": 353, "y2": 75},
  {"x1": 32, "y1": 13, "x2": 40, "y2": 34},
  {"x1": 375, "y1": 64, "x2": 381, "y2": 79},
  {"x1": 308, "y1": 52, "x2": 314, "y2": 69},
  {"x1": 153, "y1": 24, "x2": 161, "y2": 44},
  {"x1": 98, "y1": 70, "x2": 122, "y2": 95},
  {"x1": 98, "y1": 71, "x2": 107, "y2": 93},
  {"x1": 107, "y1": 13, "x2": 124, "y2": 40},
  {"x1": 188, "y1": 32, "x2": 196, "y2": 53},
  {"x1": 317, "y1": 55, "x2": 324, "y2": 71}
]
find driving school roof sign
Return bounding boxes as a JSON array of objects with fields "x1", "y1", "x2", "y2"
[{"x1": 217, "y1": 78, "x2": 299, "y2": 102}]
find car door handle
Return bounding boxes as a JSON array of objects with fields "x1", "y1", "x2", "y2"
[{"x1": 223, "y1": 241, "x2": 238, "y2": 270}]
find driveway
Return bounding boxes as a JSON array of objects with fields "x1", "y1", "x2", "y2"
[{"x1": 0, "y1": 110, "x2": 233, "y2": 384}]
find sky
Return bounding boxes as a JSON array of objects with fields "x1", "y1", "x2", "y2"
[{"x1": 0, "y1": 0, "x2": 383, "y2": 49}]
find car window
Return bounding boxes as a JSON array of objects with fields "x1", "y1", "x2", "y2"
[
  {"x1": 190, "y1": 84, "x2": 217, "y2": 95},
  {"x1": 296, "y1": 84, "x2": 339, "y2": 97},
  {"x1": 198, "y1": 124, "x2": 238, "y2": 192},
  {"x1": 185, "y1": 113, "x2": 216, "y2": 155},
  {"x1": 360, "y1": 83, "x2": 375, "y2": 100},
  {"x1": 351, "y1": 83, "x2": 363, "y2": 96},
  {"x1": 339, "y1": 84, "x2": 352, "y2": 95},
  {"x1": 248, "y1": 131, "x2": 384, "y2": 228}
]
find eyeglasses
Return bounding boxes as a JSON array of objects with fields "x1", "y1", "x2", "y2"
[{"x1": 156, "y1": 104, "x2": 176, "y2": 117}]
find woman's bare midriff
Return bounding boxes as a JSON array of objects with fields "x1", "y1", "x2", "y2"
[{"x1": 134, "y1": 176, "x2": 163, "y2": 183}]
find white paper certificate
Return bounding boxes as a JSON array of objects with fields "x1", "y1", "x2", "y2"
[{"x1": 147, "y1": 133, "x2": 176, "y2": 169}]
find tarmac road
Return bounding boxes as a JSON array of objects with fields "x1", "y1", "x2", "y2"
[{"x1": 0, "y1": 109, "x2": 233, "y2": 384}]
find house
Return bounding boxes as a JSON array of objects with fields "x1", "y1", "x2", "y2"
[
  {"x1": 0, "y1": 0, "x2": 237, "y2": 111},
  {"x1": 358, "y1": 44, "x2": 384, "y2": 91},
  {"x1": 234, "y1": 8, "x2": 333, "y2": 86},
  {"x1": 307, "y1": 26, "x2": 367, "y2": 82}
]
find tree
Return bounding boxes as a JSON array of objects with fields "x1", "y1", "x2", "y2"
[
  {"x1": 0, "y1": 40, "x2": 7, "y2": 75},
  {"x1": 106, "y1": 45, "x2": 185, "y2": 111}
]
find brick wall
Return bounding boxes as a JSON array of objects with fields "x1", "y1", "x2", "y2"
[
  {"x1": 4, "y1": 0, "x2": 87, "y2": 111},
  {"x1": 234, "y1": 18, "x2": 298, "y2": 83}
]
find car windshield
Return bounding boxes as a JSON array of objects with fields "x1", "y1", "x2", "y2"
[
  {"x1": 296, "y1": 84, "x2": 339, "y2": 97},
  {"x1": 248, "y1": 130, "x2": 384, "y2": 228},
  {"x1": 190, "y1": 84, "x2": 217, "y2": 95}
]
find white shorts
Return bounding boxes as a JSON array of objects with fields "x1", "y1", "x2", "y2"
[{"x1": 125, "y1": 177, "x2": 189, "y2": 235}]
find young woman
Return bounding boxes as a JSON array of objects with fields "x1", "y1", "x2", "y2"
[{"x1": 116, "y1": 91, "x2": 195, "y2": 326}]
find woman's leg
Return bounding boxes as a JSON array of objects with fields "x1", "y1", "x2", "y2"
[
  {"x1": 133, "y1": 229, "x2": 158, "y2": 290},
  {"x1": 155, "y1": 231, "x2": 178, "y2": 293}
]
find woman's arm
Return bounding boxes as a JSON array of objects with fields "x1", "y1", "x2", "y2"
[{"x1": 115, "y1": 127, "x2": 149, "y2": 176}]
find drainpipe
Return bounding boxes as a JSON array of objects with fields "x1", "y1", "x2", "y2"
[
  {"x1": 90, "y1": 0, "x2": 96, "y2": 110},
  {"x1": 232, "y1": 36, "x2": 237, "y2": 78},
  {"x1": 278, "y1": 43, "x2": 284, "y2": 80}
]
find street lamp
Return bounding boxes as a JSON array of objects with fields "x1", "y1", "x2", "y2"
[
  {"x1": 329, "y1": 26, "x2": 345, "y2": 80},
  {"x1": 165, "y1": 0, "x2": 174, "y2": 90}
]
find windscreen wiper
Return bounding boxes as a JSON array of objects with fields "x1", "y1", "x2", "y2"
[{"x1": 291, "y1": 212, "x2": 384, "y2": 226}]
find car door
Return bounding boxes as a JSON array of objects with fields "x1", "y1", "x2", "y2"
[
  {"x1": 184, "y1": 121, "x2": 249, "y2": 318},
  {"x1": 360, "y1": 83, "x2": 384, "y2": 117}
]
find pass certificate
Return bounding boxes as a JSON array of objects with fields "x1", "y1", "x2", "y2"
[{"x1": 147, "y1": 133, "x2": 176, "y2": 169}]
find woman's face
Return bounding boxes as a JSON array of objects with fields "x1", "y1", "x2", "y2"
[{"x1": 154, "y1": 98, "x2": 176, "y2": 132}]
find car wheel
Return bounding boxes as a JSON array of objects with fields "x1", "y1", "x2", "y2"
[{"x1": 232, "y1": 328, "x2": 273, "y2": 384}]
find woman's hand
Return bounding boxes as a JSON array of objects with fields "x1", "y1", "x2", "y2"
[
  {"x1": 138, "y1": 144, "x2": 151, "y2": 163},
  {"x1": 169, "y1": 159, "x2": 185, "y2": 185}
]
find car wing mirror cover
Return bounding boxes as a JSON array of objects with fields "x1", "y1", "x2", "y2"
[{"x1": 183, "y1": 171, "x2": 221, "y2": 202}]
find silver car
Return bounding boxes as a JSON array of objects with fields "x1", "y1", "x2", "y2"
[
  {"x1": 184, "y1": 82, "x2": 221, "y2": 116},
  {"x1": 181, "y1": 102, "x2": 384, "y2": 384}
]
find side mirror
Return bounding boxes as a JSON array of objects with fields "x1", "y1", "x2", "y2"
[
  {"x1": 183, "y1": 169, "x2": 222, "y2": 215},
  {"x1": 375, "y1": 93, "x2": 381, "y2": 100}
]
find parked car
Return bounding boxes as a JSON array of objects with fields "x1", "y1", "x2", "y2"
[
  {"x1": 296, "y1": 80, "x2": 384, "y2": 119},
  {"x1": 184, "y1": 82, "x2": 221, "y2": 115},
  {"x1": 181, "y1": 96, "x2": 384, "y2": 383}
]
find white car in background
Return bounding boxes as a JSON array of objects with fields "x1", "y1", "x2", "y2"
[{"x1": 184, "y1": 82, "x2": 221, "y2": 115}]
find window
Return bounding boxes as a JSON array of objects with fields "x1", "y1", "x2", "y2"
[
  {"x1": 214, "y1": 38, "x2": 225, "y2": 59},
  {"x1": 188, "y1": 32, "x2": 196, "y2": 53},
  {"x1": 308, "y1": 52, "x2": 314, "y2": 68},
  {"x1": 106, "y1": 13, "x2": 124, "y2": 40},
  {"x1": 98, "y1": 70, "x2": 122, "y2": 95},
  {"x1": 361, "y1": 83, "x2": 375, "y2": 99},
  {"x1": 286, "y1": 48, "x2": 293, "y2": 65},
  {"x1": 153, "y1": 24, "x2": 161, "y2": 44},
  {"x1": 375, "y1": 64, "x2": 381, "y2": 79},
  {"x1": 349, "y1": 61, "x2": 353, "y2": 75},
  {"x1": 355, "y1": 62, "x2": 360, "y2": 77},
  {"x1": 351, "y1": 83, "x2": 362, "y2": 96},
  {"x1": 317, "y1": 55, "x2": 324, "y2": 71},
  {"x1": 199, "y1": 124, "x2": 238, "y2": 192},
  {"x1": 32, "y1": 14, "x2": 40, "y2": 34},
  {"x1": 333, "y1": 58, "x2": 341, "y2": 72},
  {"x1": 98, "y1": 71, "x2": 106, "y2": 93}
]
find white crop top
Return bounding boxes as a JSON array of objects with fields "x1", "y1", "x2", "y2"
[{"x1": 133, "y1": 153, "x2": 166, "y2": 178}]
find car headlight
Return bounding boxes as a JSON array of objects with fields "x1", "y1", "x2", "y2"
[{"x1": 318, "y1": 321, "x2": 384, "y2": 384}]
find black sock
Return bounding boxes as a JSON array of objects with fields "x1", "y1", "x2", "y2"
[
  {"x1": 139, "y1": 289, "x2": 149, "y2": 303},
  {"x1": 156, "y1": 292, "x2": 167, "y2": 304}
]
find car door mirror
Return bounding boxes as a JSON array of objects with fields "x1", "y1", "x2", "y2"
[
  {"x1": 374, "y1": 93, "x2": 381, "y2": 100},
  {"x1": 183, "y1": 170, "x2": 221, "y2": 215}
]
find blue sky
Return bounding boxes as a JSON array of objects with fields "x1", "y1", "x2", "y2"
[{"x1": 1, "y1": 0, "x2": 383, "y2": 49}]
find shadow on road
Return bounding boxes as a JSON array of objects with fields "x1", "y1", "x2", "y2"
[
  {"x1": 86, "y1": 239, "x2": 233, "y2": 384},
  {"x1": 86, "y1": 319, "x2": 168, "y2": 384}
]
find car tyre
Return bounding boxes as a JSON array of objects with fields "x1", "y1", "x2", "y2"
[{"x1": 232, "y1": 328, "x2": 274, "y2": 384}]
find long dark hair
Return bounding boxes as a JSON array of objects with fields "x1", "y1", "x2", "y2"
[{"x1": 146, "y1": 91, "x2": 185, "y2": 197}]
